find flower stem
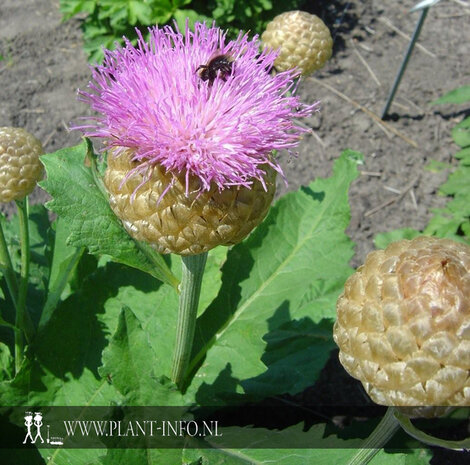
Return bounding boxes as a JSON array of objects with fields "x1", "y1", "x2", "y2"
[
  {"x1": 394, "y1": 408, "x2": 470, "y2": 451},
  {"x1": 14, "y1": 197, "x2": 31, "y2": 374},
  {"x1": 0, "y1": 215, "x2": 18, "y2": 309},
  {"x1": 346, "y1": 407, "x2": 400, "y2": 465},
  {"x1": 171, "y1": 252, "x2": 208, "y2": 388}
]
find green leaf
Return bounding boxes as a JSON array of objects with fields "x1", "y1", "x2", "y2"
[
  {"x1": 439, "y1": 164, "x2": 470, "y2": 196},
  {"x1": 98, "y1": 0, "x2": 128, "y2": 24},
  {"x1": 173, "y1": 0, "x2": 192, "y2": 7},
  {"x1": 0, "y1": 342, "x2": 13, "y2": 381},
  {"x1": 425, "y1": 215, "x2": 469, "y2": 242},
  {"x1": 173, "y1": 8, "x2": 210, "y2": 31},
  {"x1": 39, "y1": 140, "x2": 179, "y2": 290},
  {"x1": 0, "y1": 258, "x2": 134, "y2": 408},
  {"x1": 5, "y1": 203, "x2": 51, "y2": 271},
  {"x1": 41, "y1": 449, "x2": 105, "y2": 465},
  {"x1": 183, "y1": 422, "x2": 432, "y2": 464},
  {"x1": 0, "y1": 314, "x2": 17, "y2": 330},
  {"x1": 38, "y1": 219, "x2": 85, "y2": 331},
  {"x1": 128, "y1": 1, "x2": 153, "y2": 24},
  {"x1": 99, "y1": 305, "x2": 184, "y2": 405},
  {"x1": 424, "y1": 159, "x2": 450, "y2": 172},
  {"x1": 198, "y1": 247, "x2": 227, "y2": 315},
  {"x1": 96, "y1": 262, "x2": 179, "y2": 381},
  {"x1": 241, "y1": 317, "x2": 336, "y2": 397},
  {"x1": 96, "y1": 247, "x2": 225, "y2": 395},
  {"x1": 454, "y1": 146, "x2": 470, "y2": 161},
  {"x1": 452, "y1": 117, "x2": 470, "y2": 148},
  {"x1": 185, "y1": 449, "x2": 430, "y2": 465},
  {"x1": 374, "y1": 228, "x2": 421, "y2": 250},
  {"x1": 424, "y1": 161, "x2": 470, "y2": 241},
  {"x1": 151, "y1": 0, "x2": 174, "y2": 24},
  {"x1": 186, "y1": 150, "x2": 361, "y2": 403},
  {"x1": 59, "y1": 0, "x2": 97, "y2": 20},
  {"x1": 260, "y1": 0, "x2": 273, "y2": 9},
  {"x1": 102, "y1": 449, "x2": 182, "y2": 465},
  {"x1": 0, "y1": 261, "x2": 124, "y2": 465},
  {"x1": 431, "y1": 85, "x2": 470, "y2": 105},
  {"x1": 421, "y1": 118, "x2": 470, "y2": 241}
]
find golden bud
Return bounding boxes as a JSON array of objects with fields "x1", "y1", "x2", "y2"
[
  {"x1": 261, "y1": 10, "x2": 333, "y2": 75},
  {"x1": 0, "y1": 127, "x2": 44, "y2": 203},
  {"x1": 334, "y1": 236, "x2": 470, "y2": 411},
  {"x1": 104, "y1": 149, "x2": 276, "y2": 255}
]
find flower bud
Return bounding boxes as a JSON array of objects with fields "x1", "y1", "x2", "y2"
[
  {"x1": 334, "y1": 236, "x2": 470, "y2": 410},
  {"x1": 0, "y1": 127, "x2": 44, "y2": 203},
  {"x1": 261, "y1": 11, "x2": 333, "y2": 75},
  {"x1": 104, "y1": 149, "x2": 276, "y2": 255}
]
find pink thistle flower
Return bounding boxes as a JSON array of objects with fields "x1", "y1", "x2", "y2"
[{"x1": 75, "y1": 22, "x2": 319, "y2": 194}]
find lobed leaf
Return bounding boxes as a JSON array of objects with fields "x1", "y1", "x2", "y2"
[
  {"x1": 99, "y1": 305, "x2": 184, "y2": 405},
  {"x1": 96, "y1": 247, "x2": 225, "y2": 385},
  {"x1": 183, "y1": 422, "x2": 432, "y2": 464},
  {"x1": 0, "y1": 261, "x2": 124, "y2": 465},
  {"x1": 40, "y1": 140, "x2": 178, "y2": 289},
  {"x1": 185, "y1": 150, "x2": 361, "y2": 403}
]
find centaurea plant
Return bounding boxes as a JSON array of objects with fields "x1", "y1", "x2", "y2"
[{"x1": 75, "y1": 21, "x2": 318, "y2": 387}]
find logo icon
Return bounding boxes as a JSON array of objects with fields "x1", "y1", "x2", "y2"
[
  {"x1": 23, "y1": 411, "x2": 63, "y2": 446},
  {"x1": 23, "y1": 412, "x2": 44, "y2": 444}
]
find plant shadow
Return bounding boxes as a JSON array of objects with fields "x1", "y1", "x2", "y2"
[
  {"x1": 191, "y1": 302, "x2": 391, "y2": 447},
  {"x1": 31, "y1": 260, "x2": 162, "y2": 383},
  {"x1": 303, "y1": 0, "x2": 360, "y2": 54},
  {"x1": 194, "y1": 301, "x2": 335, "y2": 407}
]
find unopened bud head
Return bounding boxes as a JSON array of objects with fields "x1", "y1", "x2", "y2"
[
  {"x1": 0, "y1": 127, "x2": 44, "y2": 203},
  {"x1": 262, "y1": 10, "x2": 333, "y2": 75},
  {"x1": 334, "y1": 237, "x2": 470, "y2": 411},
  {"x1": 104, "y1": 149, "x2": 276, "y2": 255}
]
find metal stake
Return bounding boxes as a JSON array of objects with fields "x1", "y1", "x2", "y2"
[{"x1": 380, "y1": 7, "x2": 429, "y2": 119}]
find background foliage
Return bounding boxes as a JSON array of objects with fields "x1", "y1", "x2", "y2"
[
  {"x1": 59, "y1": 0, "x2": 305, "y2": 62},
  {"x1": 375, "y1": 86, "x2": 470, "y2": 248}
]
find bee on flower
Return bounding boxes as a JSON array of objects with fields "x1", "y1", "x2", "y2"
[
  {"x1": 75, "y1": 22, "x2": 318, "y2": 255},
  {"x1": 196, "y1": 53, "x2": 234, "y2": 85}
]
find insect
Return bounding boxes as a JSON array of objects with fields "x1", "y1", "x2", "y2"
[{"x1": 196, "y1": 54, "x2": 233, "y2": 85}]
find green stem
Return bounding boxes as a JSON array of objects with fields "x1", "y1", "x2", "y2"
[
  {"x1": 14, "y1": 198, "x2": 31, "y2": 374},
  {"x1": 394, "y1": 408, "x2": 470, "y2": 451},
  {"x1": 0, "y1": 215, "x2": 18, "y2": 309},
  {"x1": 346, "y1": 407, "x2": 400, "y2": 465},
  {"x1": 171, "y1": 252, "x2": 208, "y2": 388}
]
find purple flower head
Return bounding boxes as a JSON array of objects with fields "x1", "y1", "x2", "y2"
[{"x1": 76, "y1": 22, "x2": 319, "y2": 193}]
